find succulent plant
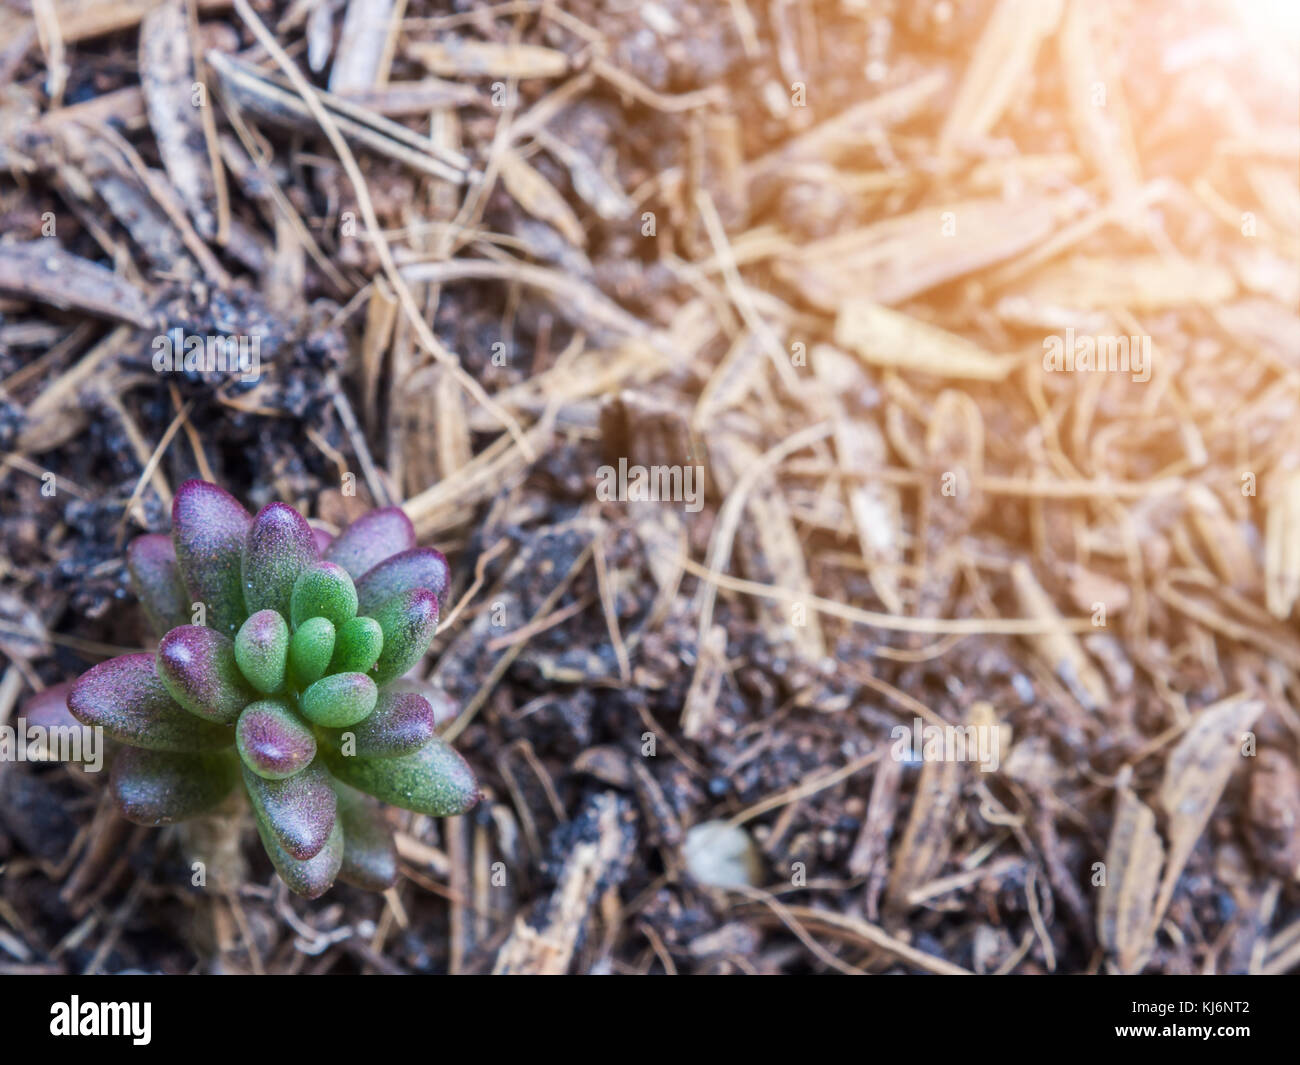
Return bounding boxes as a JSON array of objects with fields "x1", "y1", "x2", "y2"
[{"x1": 65, "y1": 480, "x2": 477, "y2": 898}]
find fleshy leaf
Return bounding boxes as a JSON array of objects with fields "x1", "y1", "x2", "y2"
[
  {"x1": 355, "y1": 547, "x2": 450, "y2": 615},
  {"x1": 255, "y1": 811, "x2": 342, "y2": 899},
  {"x1": 329, "y1": 616, "x2": 384, "y2": 674},
  {"x1": 369, "y1": 588, "x2": 438, "y2": 685},
  {"x1": 68, "y1": 653, "x2": 233, "y2": 751},
  {"x1": 323, "y1": 688, "x2": 434, "y2": 759},
  {"x1": 336, "y1": 783, "x2": 398, "y2": 892},
  {"x1": 300, "y1": 672, "x2": 378, "y2": 727},
  {"x1": 325, "y1": 735, "x2": 478, "y2": 816},
  {"x1": 242, "y1": 502, "x2": 316, "y2": 617},
  {"x1": 243, "y1": 760, "x2": 337, "y2": 860},
  {"x1": 287, "y1": 617, "x2": 335, "y2": 688},
  {"x1": 290, "y1": 562, "x2": 359, "y2": 629},
  {"x1": 309, "y1": 524, "x2": 335, "y2": 555},
  {"x1": 325, "y1": 507, "x2": 415, "y2": 579},
  {"x1": 157, "y1": 626, "x2": 254, "y2": 724},
  {"x1": 236, "y1": 699, "x2": 316, "y2": 779},
  {"x1": 234, "y1": 610, "x2": 289, "y2": 694},
  {"x1": 127, "y1": 534, "x2": 190, "y2": 636},
  {"x1": 20, "y1": 681, "x2": 77, "y2": 731},
  {"x1": 19, "y1": 682, "x2": 98, "y2": 763},
  {"x1": 387, "y1": 678, "x2": 461, "y2": 727},
  {"x1": 171, "y1": 480, "x2": 251, "y2": 637},
  {"x1": 111, "y1": 747, "x2": 239, "y2": 824}
]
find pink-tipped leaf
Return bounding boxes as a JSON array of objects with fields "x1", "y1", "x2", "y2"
[
  {"x1": 325, "y1": 506, "x2": 415, "y2": 579},
  {"x1": 156, "y1": 626, "x2": 254, "y2": 724},
  {"x1": 127, "y1": 534, "x2": 191, "y2": 636},
  {"x1": 171, "y1": 480, "x2": 251, "y2": 637},
  {"x1": 242, "y1": 502, "x2": 316, "y2": 618},
  {"x1": 68, "y1": 653, "x2": 233, "y2": 751}
]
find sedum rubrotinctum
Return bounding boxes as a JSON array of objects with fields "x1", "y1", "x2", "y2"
[{"x1": 67, "y1": 480, "x2": 478, "y2": 898}]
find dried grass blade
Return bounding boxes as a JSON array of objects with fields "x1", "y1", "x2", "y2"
[
  {"x1": 1097, "y1": 785, "x2": 1163, "y2": 974},
  {"x1": 1153, "y1": 695, "x2": 1264, "y2": 930}
]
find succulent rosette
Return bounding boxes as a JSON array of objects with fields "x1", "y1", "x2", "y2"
[{"x1": 65, "y1": 480, "x2": 478, "y2": 898}]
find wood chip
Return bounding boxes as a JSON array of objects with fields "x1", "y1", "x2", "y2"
[
  {"x1": 493, "y1": 792, "x2": 634, "y2": 974},
  {"x1": 1154, "y1": 695, "x2": 1264, "y2": 928},
  {"x1": 408, "y1": 38, "x2": 569, "y2": 80},
  {"x1": 333, "y1": 78, "x2": 482, "y2": 115},
  {"x1": 139, "y1": 0, "x2": 218, "y2": 237},
  {"x1": 939, "y1": 0, "x2": 1064, "y2": 156},
  {"x1": 1184, "y1": 484, "x2": 1258, "y2": 593},
  {"x1": 1011, "y1": 560, "x2": 1110, "y2": 710},
  {"x1": 0, "y1": 241, "x2": 153, "y2": 327},
  {"x1": 681, "y1": 624, "x2": 727, "y2": 740},
  {"x1": 835, "y1": 302, "x2": 1018, "y2": 381},
  {"x1": 5, "y1": 0, "x2": 228, "y2": 44},
  {"x1": 813, "y1": 344, "x2": 904, "y2": 613},
  {"x1": 778, "y1": 197, "x2": 1069, "y2": 309},
  {"x1": 328, "y1": 0, "x2": 395, "y2": 94},
  {"x1": 500, "y1": 148, "x2": 586, "y2": 247},
  {"x1": 1012, "y1": 254, "x2": 1237, "y2": 310},
  {"x1": 1097, "y1": 784, "x2": 1163, "y2": 974},
  {"x1": 1057, "y1": 0, "x2": 1142, "y2": 204},
  {"x1": 1265, "y1": 469, "x2": 1300, "y2": 619},
  {"x1": 743, "y1": 70, "x2": 946, "y2": 186},
  {"x1": 884, "y1": 756, "x2": 961, "y2": 914}
]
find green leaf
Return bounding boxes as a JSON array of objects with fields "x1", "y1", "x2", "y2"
[
  {"x1": 287, "y1": 617, "x2": 335, "y2": 689},
  {"x1": 110, "y1": 747, "x2": 238, "y2": 825},
  {"x1": 324, "y1": 735, "x2": 478, "y2": 817},
  {"x1": 335, "y1": 783, "x2": 397, "y2": 892},
  {"x1": 321, "y1": 688, "x2": 434, "y2": 759},
  {"x1": 242, "y1": 502, "x2": 316, "y2": 618},
  {"x1": 254, "y1": 811, "x2": 342, "y2": 899},
  {"x1": 290, "y1": 562, "x2": 358, "y2": 629},
  {"x1": 234, "y1": 609, "x2": 290, "y2": 694},
  {"x1": 300, "y1": 672, "x2": 378, "y2": 727},
  {"x1": 328, "y1": 616, "x2": 384, "y2": 674},
  {"x1": 156, "y1": 625, "x2": 253, "y2": 723},
  {"x1": 369, "y1": 588, "x2": 438, "y2": 685},
  {"x1": 236, "y1": 699, "x2": 316, "y2": 779},
  {"x1": 355, "y1": 547, "x2": 449, "y2": 616}
]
